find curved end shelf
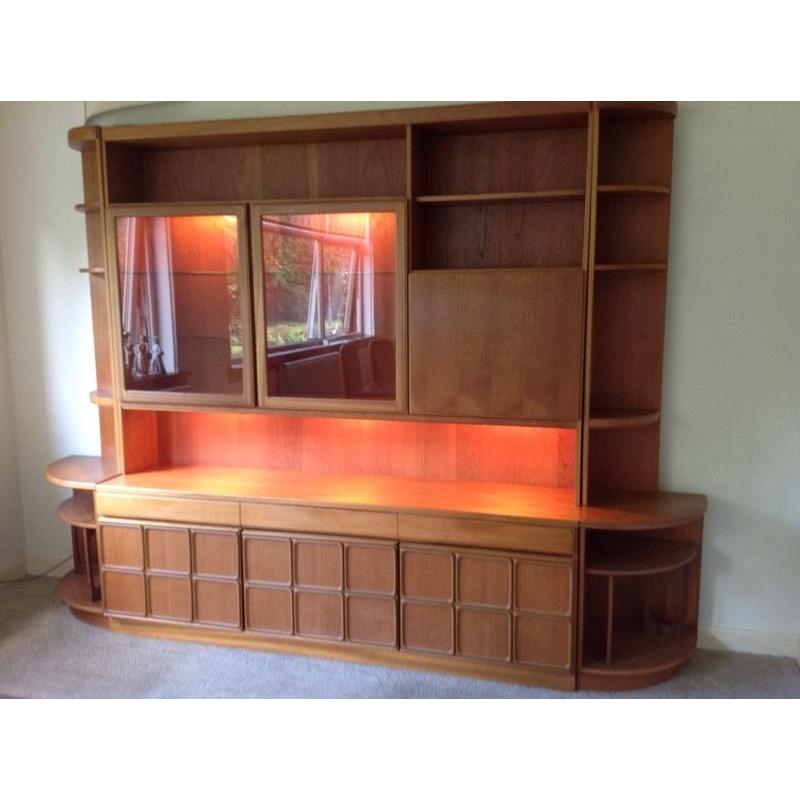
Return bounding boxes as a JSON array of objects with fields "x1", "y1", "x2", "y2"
[
  {"x1": 57, "y1": 494, "x2": 97, "y2": 529},
  {"x1": 586, "y1": 535, "x2": 697, "y2": 577},
  {"x1": 90, "y1": 389, "x2": 114, "y2": 407},
  {"x1": 589, "y1": 410, "x2": 661, "y2": 430},
  {"x1": 67, "y1": 125, "x2": 99, "y2": 152},
  {"x1": 580, "y1": 632, "x2": 695, "y2": 690},
  {"x1": 597, "y1": 184, "x2": 670, "y2": 196},
  {"x1": 57, "y1": 571, "x2": 103, "y2": 616},
  {"x1": 581, "y1": 491, "x2": 708, "y2": 531},
  {"x1": 45, "y1": 455, "x2": 118, "y2": 490}
]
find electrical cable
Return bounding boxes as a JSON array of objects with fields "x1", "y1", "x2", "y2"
[{"x1": 0, "y1": 556, "x2": 74, "y2": 585}]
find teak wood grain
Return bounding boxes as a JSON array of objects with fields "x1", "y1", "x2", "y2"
[{"x1": 408, "y1": 269, "x2": 583, "y2": 421}]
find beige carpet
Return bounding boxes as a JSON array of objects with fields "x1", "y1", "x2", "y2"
[{"x1": 1, "y1": 577, "x2": 798, "y2": 699}]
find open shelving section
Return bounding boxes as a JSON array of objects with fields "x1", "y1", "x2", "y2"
[{"x1": 48, "y1": 101, "x2": 706, "y2": 691}]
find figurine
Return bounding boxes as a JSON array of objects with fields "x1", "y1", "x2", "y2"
[
  {"x1": 122, "y1": 331, "x2": 134, "y2": 376},
  {"x1": 133, "y1": 333, "x2": 150, "y2": 377},
  {"x1": 149, "y1": 336, "x2": 165, "y2": 376}
]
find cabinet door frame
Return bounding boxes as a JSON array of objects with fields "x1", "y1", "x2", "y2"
[
  {"x1": 250, "y1": 199, "x2": 408, "y2": 414},
  {"x1": 105, "y1": 203, "x2": 255, "y2": 408}
]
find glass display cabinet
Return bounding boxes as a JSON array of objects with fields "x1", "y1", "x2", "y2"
[
  {"x1": 251, "y1": 201, "x2": 406, "y2": 412},
  {"x1": 107, "y1": 205, "x2": 254, "y2": 406}
]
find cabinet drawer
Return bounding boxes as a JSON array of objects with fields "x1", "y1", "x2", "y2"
[
  {"x1": 96, "y1": 492, "x2": 239, "y2": 527},
  {"x1": 241, "y1": 502, "x2": 397, "y2": 540},
  {"x1": 398, "y1": 514, "x2": 575, "y2": 556}
]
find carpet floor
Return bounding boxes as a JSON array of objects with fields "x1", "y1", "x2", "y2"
[{"x1": 0, "y1": 577, "x2": 797, "y2": 699}]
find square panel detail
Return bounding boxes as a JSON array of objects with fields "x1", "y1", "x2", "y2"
[
  {"x1": 102, "y1": 570, "x2": 146, "y2": 617},
  {"x1": 146, "y1": 527, "x2": 190, "y2": 574},
  {"x1": 245, "y1": 586, "x2": 293, "y2": 635},
  {"x1": 100, "y1": 525, "x2": 143, "y2": 570},
  {"x1": 148, "y1": 574, "x2": 192, "y2": 622},
  {"x1": 401, "y1": 601, "x2": 454, "y2": 654},
  {"x1": 456, "y1": 554, "x2": 512, "y2": 608},
  {"x1": 514, "y1": 559, "x2": 573, "y2": 616},
  {"x1": 294, "y1": 540, "x2": 343, "y2": 590},
  {"x1": 244, "y1": 535, "x2": 292, "y2": 585},
  {"x1": 193, "y1": 579, "x2": 241, "y2": 628},
  {"x1": 346, "y1": 594, "x2": 397, "y2": 647},
  {"x1": 401, "y1": 548, "x2": 453, "y2": 602},
  {"x1": 514, "y1": 614, "x2": 572, "y2": 669},
  {"x1": 295, "y1": 590, "x2": 344, "y2": 640},
  {"x1": 193, "y1": 530, "x2": 240, "y2": 579},
  {"x1": 456, "y1": 607, "x2": 512, "y2": 662},
  {"x1": 345, "y1": 543, "x2": 396, "y2": 595}
]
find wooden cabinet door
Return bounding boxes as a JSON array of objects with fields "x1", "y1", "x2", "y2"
[
  {"x1": 408, "y1": 270, "x2": 583, "y2": 422},
  {"x1": 243, "y1": 531, "x2": 398, "y2": 648},
  {"x1": 99, "y1": 523, "x2": 146, "y2": 618},
  {"x1": 400, "y1": 544, "x2": 574, "y2": 670}
]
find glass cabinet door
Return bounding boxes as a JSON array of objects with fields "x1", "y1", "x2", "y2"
[
  {"x1": 110, "y1": 207, "x2": 253, "y2": 405},
  {"x1": 252, "y1": 202, "x2": 406, "y2": 411}
]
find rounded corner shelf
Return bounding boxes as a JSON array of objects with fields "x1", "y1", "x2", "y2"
[
  {"x1": 45, "y1": 455, "x2": 118, "y2": 490},
  {"x1": 57, "y1": 571, "x2": 103, "y2": 616},
  {"x1": 586, "y1": 534, "x2": 697, "y2": 577},
  {"x1": 589, "y1": 410, "x2": 661, "y2": 430},
  {"x1": 90, "y1": 389, "x2": 114, "y2": 407},
  {"x1": 57, "y1": 494, "x2": 97, "y2": 529}
]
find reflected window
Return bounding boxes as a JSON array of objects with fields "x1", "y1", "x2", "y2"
[
  {"x1": 115, "y1": 214, "x2": 245, "y2": 397},
  {"x1": 261, "y1": 211, "x2": 398, "y2": 401}
]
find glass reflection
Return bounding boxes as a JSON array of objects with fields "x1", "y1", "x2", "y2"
[
  {"x1": 115, "y1": 214, "x2": 244, "y2": 396},
  {"x1": 261, "y1": 211, "x2": 397, "y2": 401}
]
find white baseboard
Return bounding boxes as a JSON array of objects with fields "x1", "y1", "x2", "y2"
[{"x1": 699, "y1": 624, "x2": 800, "y2": 660}]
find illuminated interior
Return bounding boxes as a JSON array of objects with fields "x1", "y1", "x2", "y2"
[{"x1": 123, "y1": 410, "x2": 576, "y2": 489}]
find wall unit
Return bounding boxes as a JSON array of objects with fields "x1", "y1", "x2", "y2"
[{"x1": 46, "y1": 102, "x2": 706, "y2": 692}]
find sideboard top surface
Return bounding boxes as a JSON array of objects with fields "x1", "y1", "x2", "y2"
[{"x1": 91, "y1": 463, "x2": 706, "y2": 530}]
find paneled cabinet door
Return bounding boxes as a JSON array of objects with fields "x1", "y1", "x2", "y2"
[
  {"x1": 408, "y1": 270, "x2": 584, "y2": 422},
  {"x1": 243, "y1": 531, "x2": 398, "y2": 648},
  {"x1": 400, "y1": 544, "x2": 574, "y2": 670},
  {"x1": 99, "y1": 523, "x2": 146, "y2": 618},
  {"x1": 100, "y1": 522, "x2": 242, "y2": 628}
]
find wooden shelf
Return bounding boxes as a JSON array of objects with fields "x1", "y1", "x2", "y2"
[
  {"x1": 597, "y1": 185, "x2": 670, "y2": 196},
  {"x1": 57, "y1": 494, "x2": 97, "y2": 528},
  {"x1": 582, "y1": 630, "x2": 694, "y2": 676},
  {"x1": 411, "y1": 265, "x2": 582, "y2": 273},
  {"x1": 415, "y1": 190, "x2": 585, "y2": 205},
  {"x1": 586, "y1": 534, "x2": 697, "y2": 577},
  {"x1": 594, "y1": 263, "x2": 667, "y2": 272},
  {"x1": 74, "y1": 203, "x2": 100, "y2": 214},
  {"x1": 589, "y1": 410, "x2": 661, "y2": 430},
  {"x1": 107, "y1": 196, "x2": 405, "y2": 211},
  {"x1": 79, "y1": 268, "x2": 107, "y2": 276},
  {"x1": 90, "y1": 390, "x2": 114, "y2": 407},
  {"x1": 45, "y1": 455, "x2": 118, "y2": 490},
  {"x1": 57, "y1": 571, "x2": 103, "y2": 616}
]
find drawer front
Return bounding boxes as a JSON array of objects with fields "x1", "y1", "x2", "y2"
[
  {"x1": 400, "y1": 544, "x2": 574, "y2": 670},
  {"x1": 102, "y1": 570, "x2": 146, "y2": 617},
  {"x1": 398, "y1": 514, "x2": 575, "y2": 557},
  {"x1": 97, "y1": 492, "x2": 239, "y2": 527},
  {"x1": 242, "y1": 530, "x2": 398, "y2": 648},
  {"x1": 240, "y1": 502, "x2": 397, "y2": 540}
]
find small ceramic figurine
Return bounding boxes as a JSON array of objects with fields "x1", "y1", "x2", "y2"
[
  {"x1": 122, "y1": 330, "x2": 134, "y2": 376},
  {"x1": 149, "y1": 336, "x2": 165, "y2": 376},
  {"x1": 133, "y1": 333, "x2": 150, "y2": 377}
]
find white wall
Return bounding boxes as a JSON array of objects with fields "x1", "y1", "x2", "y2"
[
  {"x1": 0, "y1": 101, "x2": 99, "y2": 573},
  {"x1": 0, "y1": 236, "x2": 25, "y2": 578},
  {"x1": 664, "y1": 102, "x2": 800, "y2": 658},
  {"x1": 0, "y1": 101, "x2": 797, "y2": 657}
]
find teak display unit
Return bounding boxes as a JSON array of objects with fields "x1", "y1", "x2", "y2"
[{"x1": 47, "y1": 102, "x2": 707, "y2": 691}]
